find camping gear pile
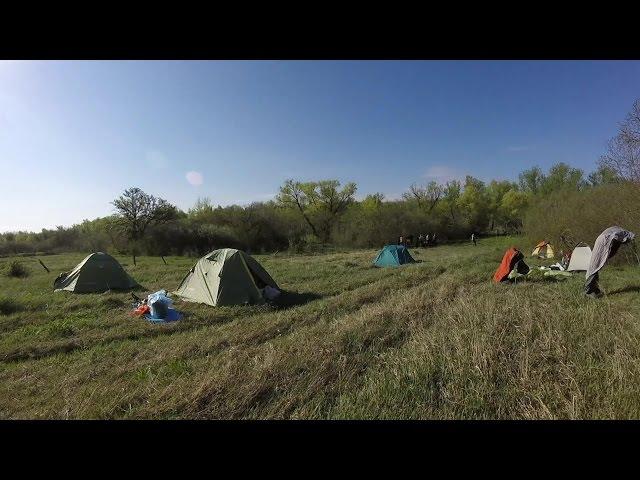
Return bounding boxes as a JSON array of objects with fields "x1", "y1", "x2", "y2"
[
  {"x1": 495, "y1": 244, "x2": 579, "y2": 283},
  {"x1": 131, "y1": 290, "x2": 182, "y2": 323},
  {"x1": 492, "y1": 226, "x2": 637, "y2": 295},
  {"x1": 374, "y1": 244, "x2": 416, "y2": 267},
  {"x1": 538, "y1": 266, "x2": 572, "y2": 279},
  {"x1": 493, "y1": 247, "x2": 530, "y2": 283}
]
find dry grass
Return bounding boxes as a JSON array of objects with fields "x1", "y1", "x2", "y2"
[{"x1": 1, "y1": 238, "x2": 640, "y2": 419}]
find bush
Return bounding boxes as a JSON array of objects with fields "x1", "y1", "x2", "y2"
[
  {"x1": 0, "y1": 297, "x2": 22, "y2": 315},
  {"x1": 523, "y1": 182, "x2": 640, "y2": 260},
  {"x1": 288, "y1": 234, "x2": 327, "y2": 254},
  {"x1": 5, "y1": 260, "x2": 29, "y2": 278}
]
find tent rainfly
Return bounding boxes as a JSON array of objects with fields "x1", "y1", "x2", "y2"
[
  {"x1": 53, "y1": 252, "x2": 139, "y2": 293},
  {"x1": 174, "y1": 248, "x2": 278, "y2": 307}
]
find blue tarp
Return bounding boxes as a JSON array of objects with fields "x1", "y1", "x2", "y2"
[
  {"x1": 144, "y1": 308, "x2": 182, "y2": 323},
  {"x1": 144, "y1": 290, "x2": 182, "y2": 323}
]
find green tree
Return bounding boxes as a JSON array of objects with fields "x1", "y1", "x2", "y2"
[
  {"x1": 361, "y1": 193, "x2": 385, "y2": 213},
  {"x1": 188, "y1": 196, "x2": 216, "y2": 222},
  {"x1": 112, "y1": 187, "x2": 177, "y2": 265},
  {"x1": 500, "y1": 189, "x2": 529, "y2": 232},
  {"x1": 277, "y1": 179, "x2": 357, "y2": 242},
  {"x1": 587, "y1": 165, "x2": 621, "y2": 186},
  {"x1": 540, "y1": 162, "x2": 585, "y2": 194},
  {"x1": 486, "y1": 180, "x2": 517, "y2": 232},
  {"x1": 441, "y1": 180, "x2": 462, "y2": 223},
  {"x1": 518, "y1": 166, "x2": 545, "y2": 195},
  {"x1": 458, "y1": 176, "x2": 489, "y2": 232}
]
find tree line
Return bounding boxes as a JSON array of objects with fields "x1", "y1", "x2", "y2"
[
  {"x1": 0, "y1": 162, "x2": 621, "y2": 258},
  {"x1": 2, "y1": 99, "x2": 639, "y2": 259}
]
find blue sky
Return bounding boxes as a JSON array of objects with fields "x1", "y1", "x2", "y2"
[{"x1": 1, "y1": 60, "x2": 639, "y2": 232}]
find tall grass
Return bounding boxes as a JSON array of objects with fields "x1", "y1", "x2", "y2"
[{"x1": 2, "y1": 240, "x2": 640, "y2": 419}]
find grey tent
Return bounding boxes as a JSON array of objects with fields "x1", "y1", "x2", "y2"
[
  {"x1": 54, "y1": 252, "x2": 139, "y2": 293},
  {"x1": 174, "y1": 248, "x2": 278, "y2": 307},
  {"x1": 585, "y1": 226, "x2": 636, "y2": 295},
  {"x1": 567, "y1": 244, "x2": 592, "y2": 272}
]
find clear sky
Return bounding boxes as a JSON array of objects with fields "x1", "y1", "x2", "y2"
[{"x1": 1, "y1": 60, "x2": 639, "y2": 232}]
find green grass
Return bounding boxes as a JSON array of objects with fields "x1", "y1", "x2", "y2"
[{"x1": 1, "y1": 237, "x2": 640, "y2": 419}]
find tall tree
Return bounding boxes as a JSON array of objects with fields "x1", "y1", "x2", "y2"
[
  {"x1": 361, "y1": 193, "x2": 385, "y2": 213},
  {"x1": 112, "y1": 187, "x2": 177, "y2": 265},
  {"x1": 599, "y1": 99, "x2": 640, "y2": 182},
  {"x1": 403, "y1": 181, "x2": 444, "y2": 212},
  {"x1": 486, "y1": 180, "x2": 517, "y2": 232},
  {"x1": 442, "y1": 180, "x2": 462, "y2": 223},
  {"x1": 277, "y1": 179, "x2": 357, "y2": 242},
  {"x1": 188, "y1": 196, "x2": 216, "y2": 222},
  {"x1": 500, "y1": 189, "x2": 528, "y2": 232},
  {"x1": 540, "y1": 162, "x2": 585, "y2": 194},
  {"x1": 587, "y1": 165, "x2": 621, "y2": 186},
  {"x1": 277, "y1": 180, "x2": 320, "y2": 237},
  {"x1": 518, "y1": 166, "x2": 545, "y2": 195},
  {"x1": 458, "y1": 176, "x2": 489, "y2": 232}
]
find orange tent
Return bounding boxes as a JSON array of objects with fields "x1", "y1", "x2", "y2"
[
  {"x1": 532, "y1": 240, "x2": 555, "y2": 259},
  {"x1": 493, "y1": 247, "x2": 524, "y2": 283}
]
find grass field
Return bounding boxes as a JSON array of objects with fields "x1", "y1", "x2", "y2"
[{"x1": 2, "y1": 236, "x2": 640, "y2": 419}]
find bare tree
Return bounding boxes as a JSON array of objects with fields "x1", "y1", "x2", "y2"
[
  {"x1": 403, "y1": 181, "x2": 443, "y2": 212},
  {"x1": 277, "y1": 180, "x2": 320, "y2": 238},
  {"x1": 599, "y1": 99, "x2": 640, "y2": 182},
  {"x1": 112, "y1": 187, "x2": 177, "y2": 265}
]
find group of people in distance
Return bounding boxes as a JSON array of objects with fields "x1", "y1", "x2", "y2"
[{"x1": 398, "y1": 233, "x2": 437, "y2": 248}]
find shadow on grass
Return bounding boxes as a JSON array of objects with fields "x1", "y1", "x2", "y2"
[
  {"x1": 607, "y1": 285, "x2": 640, "y2": 296},
  {"x1": 272, "y1": 290, "x2": 324, "y2": 309},
  {"x1": 0, "y1": 298, "x2": 23, "y2": 315}
]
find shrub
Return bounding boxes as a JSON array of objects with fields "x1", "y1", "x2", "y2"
[
  {"x1": 523, "y1": 181, "x2": 640, "y2": 260},
  {"x1": 289, "y1": 234, "x2": 326, "y2": 254},
  {"x1": 0, "y1": 297, "x2": 22, "y2": 315},
  {"x1": 6, "y1": 260, "x2": 29, "y2": 278}
]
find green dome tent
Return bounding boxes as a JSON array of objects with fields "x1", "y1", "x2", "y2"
[
  {"x1": 174, "y1": 248, "x2": 279, "y2": 307},
  {"x1": 53, "y1": 252, "x2": 139, "y2": 293},
  {"x1": 373, "y1": 245, "x2": 416, "y2": 267}
]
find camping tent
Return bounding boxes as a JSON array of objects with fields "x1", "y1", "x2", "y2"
[
  {"x1": 532, "y1": 241, "x2": 555, "y2": 259},
  {"x1": 53, "y1": 252, "x2": 139, "y2": 293},
  {"x1": 373, "y1": 245, "x2": 416, "y2": 267},
  {"x1": 174, "y1": 248, "x2": 278, "y2": 307},
  {"x1": 493, "y1": 247, "x2": 527, "y2": 282},
  {"x1": 567, "y1": 244, "x2": 592, "y2": 272}
]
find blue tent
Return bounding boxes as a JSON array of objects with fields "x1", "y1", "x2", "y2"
[{"x1": 373, "y1": 245, "x2": 416, "y2": 267}]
